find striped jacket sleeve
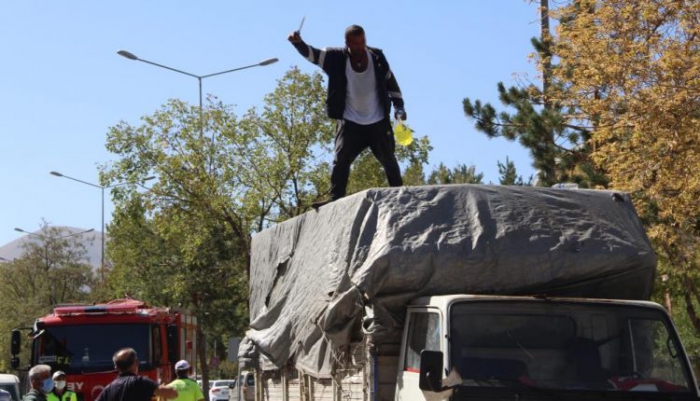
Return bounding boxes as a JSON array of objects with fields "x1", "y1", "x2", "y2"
[
  {"x1": 292, "y1": 41, "x2": 332, "y2": 73},
  {"x1": 378, "y1": 51, "x2": 405, "y2": 111}
]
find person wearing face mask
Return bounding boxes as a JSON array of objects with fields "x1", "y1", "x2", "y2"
[
  {"x1": 23, "y1": 364, "x2": 53, "y2": 401},
  {"x1": 47, "y1": 372, "x2": 77, "y2": 401}
]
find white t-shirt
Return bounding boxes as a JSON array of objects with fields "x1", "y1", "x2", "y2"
[{"x1": 343, "y1": 50, "x2": 384, "y2": 125}]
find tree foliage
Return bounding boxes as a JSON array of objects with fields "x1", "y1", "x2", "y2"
[
  {"x1": 235, "y1": 67, "x2": 335, "y2": 224},
  {"x1": 548, "y1": 0, "x2": 700, "y2": 332},
  {"x1": 497, "y1": 157, "x2": 532, "y2": 186},
  {"x1": 463, "y1": 1, "x2": 608, "y2": 188},
  {"x1": 0, "y1": 223, "x2": 94, "y2": 371},
  {"x1": 101, "y1": 91, "x2": 253, "y2": 390},
  {"x1": 427, "y1": 163, "x2": 484, "y2": 185}
]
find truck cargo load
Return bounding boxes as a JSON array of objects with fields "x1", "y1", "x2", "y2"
[{"x1": 239, "y1": 185, "x2": 656, "y2": 377}]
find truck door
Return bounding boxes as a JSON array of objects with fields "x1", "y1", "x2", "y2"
[{"x1": 396, "y1": 309, "x2": 442, "y2": 401}]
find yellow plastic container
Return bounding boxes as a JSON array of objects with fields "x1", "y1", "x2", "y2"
[{"x1": 394, "y1": 121, "x2": 413, "y2": 146}]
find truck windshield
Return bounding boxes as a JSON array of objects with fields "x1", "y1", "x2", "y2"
[
  {"x1": 33, "y1": 324, "x2": 152, "y2": 373},
  {"x1": 450, "y1": 301, "x2": 692, "y2": 393}
]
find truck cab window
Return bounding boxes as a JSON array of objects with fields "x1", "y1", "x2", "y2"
[
  {"x1": 629, "y1": 319, "x2": 688, "y2": 385},
  {"x1": 449, "y1": 301, "x2": 692, "y2": 392},
  {"x1": 404, "y1": 312, "x2": 440, "y2": 372}
]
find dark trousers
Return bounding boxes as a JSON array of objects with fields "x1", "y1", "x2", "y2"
[{"x1": 330, "y1": 118, "x2": 403, "y2": 200}]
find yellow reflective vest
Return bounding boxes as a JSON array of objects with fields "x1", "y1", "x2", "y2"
[{"x1": 47, "y1": 390, "x2": 77, "y2": 401}]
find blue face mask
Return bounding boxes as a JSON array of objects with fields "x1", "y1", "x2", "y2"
[{"x1": 41, "y1": 378, "x2": 54, "y2": 393}]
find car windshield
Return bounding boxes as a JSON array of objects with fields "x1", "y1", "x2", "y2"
[
  {"x1": 213, "y1": 381, "x2": 234, "y2": 388},
  {"x1": 450, "y1": 301, "x2": 692, "y2": 393},
  {"x1": 33, "y1": 324, "x2": 151, "y2": 373},
  {"x1": 0, "y1": 384, "x2": 19, "y2": 401}
]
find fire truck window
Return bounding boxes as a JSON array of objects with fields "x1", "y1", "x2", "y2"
[
  {"x1": 36, "y1": 324, "x2": 151, "y2": 373},
  {"x1": 152, "y1": 325, "x2": 162, "y2": 366},
  {"x1": 36, "y1": 330, "x2": 73, "y2": 366}
]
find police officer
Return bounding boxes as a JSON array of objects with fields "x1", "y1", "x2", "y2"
[
  {"x1": 47, "y1": 372, "x2": 76, "y2": 401},
  {"x1": 166, "y1": 360, "x2": 204, "y2": 401}
]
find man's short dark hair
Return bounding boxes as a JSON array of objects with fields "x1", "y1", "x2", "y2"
[
  {"x1": 113, "y1": 348, "x2": 137, "y2": 372},
  {"x1": 345, "y1": 25, "x2": 365, "y2": 40}
]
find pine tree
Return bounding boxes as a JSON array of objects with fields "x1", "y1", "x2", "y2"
[
  {"x1": 497, "y1": 157, "x2": 531, "y2": 186},
  {"x1": 427, "y1": 163, "x2": 484, "y2": 185},
  {"x1": 463, "y1": 0, "x2": 608, "y2": 188}
]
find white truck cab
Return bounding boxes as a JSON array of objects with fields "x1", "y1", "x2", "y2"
[{"x1": 406, "y1": 295, "x2": 699, "y2": 400}]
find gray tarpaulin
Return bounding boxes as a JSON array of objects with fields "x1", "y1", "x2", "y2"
[{"x1": 239, "y1": 185, "x2": 656, "y2": 376}]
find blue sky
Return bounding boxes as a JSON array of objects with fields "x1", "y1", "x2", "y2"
[{"x1": 0, "y1": 1, "x2": 542, "y2": 246}]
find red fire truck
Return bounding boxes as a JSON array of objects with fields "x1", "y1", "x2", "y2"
[{"x1": 11, "y1": 299, "x2": 197, "y2": 401}]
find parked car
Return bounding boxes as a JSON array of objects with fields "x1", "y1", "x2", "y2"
[
  {"x1": 209, "y1": 380, "x2": 235, "y2": 401},
  {"x1": 196, "y1": 380, "x2": 212, "y2": 390},
  {"x1": 0, "y1": 374, "x2": 21, "y2": 401}
]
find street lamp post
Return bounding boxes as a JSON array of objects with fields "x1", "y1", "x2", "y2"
[
  {"x1": 49, "y1": 172, "x2": 154, "y2": 281},
  {"x1": 116, "y1": 50, "x2": 278, "y2": 144}
]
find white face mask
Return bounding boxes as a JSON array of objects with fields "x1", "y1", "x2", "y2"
[{"x1": 55, "y1": 381, "x2": 66, "y2": 390}]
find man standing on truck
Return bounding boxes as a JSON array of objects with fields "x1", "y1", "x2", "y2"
[
  {"x1": 166, "y1": 360, "x2": 204, "y2": 401},
  {"x1": 96, "y1": 348, "x2": 178, "y2": 401},
  {"x1": 288, "y1": 25, "x2": 407, "y2": 207},
  {"x1": 47, "y1": 372, "x2": 76, "y2": 401},
  {"x1": 22, "y1": 365, "x2": 53, "y2": 401}
]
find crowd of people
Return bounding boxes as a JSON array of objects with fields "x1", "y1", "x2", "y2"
[{"x1": 22, "y1": 348, "x2": 203, "y2": 401}]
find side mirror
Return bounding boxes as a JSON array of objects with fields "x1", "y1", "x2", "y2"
[
  {"x1": 166, "y1": 325, "x2": 179, "y2": 364},
  {"x1": 419, "y1": 350, "x2": 444, "y2": 392},
  {"x1": 11, "y1": 329, "x2": 21, "y2": 356}
]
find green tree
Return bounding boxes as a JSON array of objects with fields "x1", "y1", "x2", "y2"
[
  {"x1": 236, "y1": 67, "x2": 335, "y2": 223},
  {"x1": 497, "y1": 157, "x2": 532, "y2": 186},
  {"x1": 101, "y1": 94, "x2": 252, "y2": 393},
  {"x1": 462, "y1": 1, "x2": 608, "y2": 188},
  {"x1": 0, "y1": 223, "x2": 94, "y2": 371},
  {"x1": 427, "y1": 163, "x2": 484, "y2": 185}
]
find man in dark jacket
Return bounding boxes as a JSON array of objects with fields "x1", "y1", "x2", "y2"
[
  {"x1": 96, "y1": 348, "x2": 177, "y2": 401},
  {"x1": 288, "y1": 25, "x2": 407, "y2": 205},
  {"x1": 22, "y1": 365, "x2": 52, "y2": 401}
]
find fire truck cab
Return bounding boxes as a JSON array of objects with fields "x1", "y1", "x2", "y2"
[{"x1": 11, "y1": 299, "x2": 197, "y2": 401}]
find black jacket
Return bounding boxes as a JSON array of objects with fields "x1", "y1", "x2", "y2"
[
  {"x1": 23, "y1": 389, "x2": 47, "y2": 401},
  {"x1": 293, "y1": 41, "x2": 405, "y2": 120}
]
